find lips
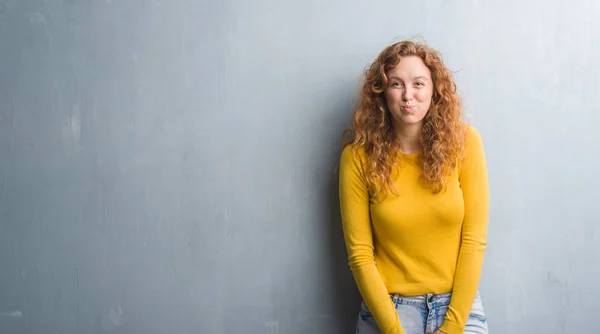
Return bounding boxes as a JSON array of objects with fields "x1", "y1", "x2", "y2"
[{"x1": 401, "y1": 105, "x2": 415, "y2": 111}]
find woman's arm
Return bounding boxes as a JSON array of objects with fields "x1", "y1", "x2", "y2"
[
  {"x1": 439, "y1": 125, "x2": 490, "y2": 334},
  {"x1": 339, "y1": 145, "x2": 405, "y2": 334}
]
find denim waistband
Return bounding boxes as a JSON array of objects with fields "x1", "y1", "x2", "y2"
[{"x1": 390, "y1": 290, "x2": 480, "y2": 308}]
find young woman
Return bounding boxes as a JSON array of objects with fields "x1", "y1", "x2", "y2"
[{"x1": 338, "y1": 40, "x2": 489, "y2": 334}]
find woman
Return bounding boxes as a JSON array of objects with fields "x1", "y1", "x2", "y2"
[{"x1": 338, "y1": 40, "x2": 489, "y2": 334}]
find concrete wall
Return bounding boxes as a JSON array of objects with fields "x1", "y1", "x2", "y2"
[{"x1": 1, "y1": 0, "x2": 599, "y2": 333}]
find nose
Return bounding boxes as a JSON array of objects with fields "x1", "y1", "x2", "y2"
[{"x1": 402, "y1": 87, "x2": 413, "y2": 101}]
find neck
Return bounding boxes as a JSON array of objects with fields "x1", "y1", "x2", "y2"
[{"x1": 394, "y1": 122, "x2": 422, "y2": 154}]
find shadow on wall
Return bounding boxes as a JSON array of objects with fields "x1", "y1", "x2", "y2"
[
  {"x1": 326, "y1": 174, "x2": 362, "y2": 333},
  {"x1": 323, "y1": 98, "x2": 362, "y2": 333}
]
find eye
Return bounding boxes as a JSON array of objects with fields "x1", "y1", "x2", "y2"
[
  {"x1": 415, "y1": 81, "x2": 425, "y2": 87},
  {"x1": 391, "y1": 82, "x2": 402, "y2": 88}
]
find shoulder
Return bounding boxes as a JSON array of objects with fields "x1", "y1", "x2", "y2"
[
  {"x1": 341, "y1": 143, "x2": 366, "y2": 161},
  {"x1": 340, "y1": 143, "x2": 369, "y2": 171},
  {"x1": 463, "y1": 123, "x2": 484, "y2": 152},
  {"x1": 459, "y1": 123, "x2": 486, "y2": 172},
  {"x1": 464, "y1": 123, "x2": 482, "y2": 142}
]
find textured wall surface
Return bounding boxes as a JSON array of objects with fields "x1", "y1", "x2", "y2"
[{"x1": 1, "y1": 0, "x2": 599, "y2": 333}]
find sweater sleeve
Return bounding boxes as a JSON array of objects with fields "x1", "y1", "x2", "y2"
[
  {"x1": 439, "y1": 125, "x2": 489, "y2": 334},
  {"x1": 338, "y1": 145, "x2": 405, "y2": 334}
]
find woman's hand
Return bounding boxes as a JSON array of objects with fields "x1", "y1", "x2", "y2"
[{"x1": 434, "y1": 330, "x2": 446, "y2": 334}]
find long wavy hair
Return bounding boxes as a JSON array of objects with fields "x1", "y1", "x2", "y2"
[{"x1": 343, "y1": 40, "x2": 466, "y2": 198}]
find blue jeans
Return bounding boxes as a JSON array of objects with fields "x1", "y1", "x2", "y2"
[{"x1": 356, "y1": 291, "x2": 488, "y2": 334}]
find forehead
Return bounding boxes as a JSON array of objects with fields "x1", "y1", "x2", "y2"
[{"x1": 387, "y1": 56, "x2": 431, "y2": 79}]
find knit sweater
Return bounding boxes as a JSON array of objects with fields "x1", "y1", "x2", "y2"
[{"x1": 338, "y1": 125, "x2": 489, "y2": 334}]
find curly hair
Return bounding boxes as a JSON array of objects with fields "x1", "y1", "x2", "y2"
[{"x1": 343, "y1": 40, "x2": 467, "y2": 198}]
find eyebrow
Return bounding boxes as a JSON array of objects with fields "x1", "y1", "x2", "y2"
[{"x1": 389, "y1": 76, "x2": 430, "y2": 81}]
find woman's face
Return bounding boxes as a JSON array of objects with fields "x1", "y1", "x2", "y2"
[{"x1": 384, "y1": 56, "x2": 434, "y2": 128}]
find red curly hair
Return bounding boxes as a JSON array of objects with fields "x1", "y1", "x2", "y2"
[{"x1": 343, "y1": 40, "x2": 467, "y2": 197}]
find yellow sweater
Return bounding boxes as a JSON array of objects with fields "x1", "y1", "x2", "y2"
[{"x1": 338, "y1": 125, "x2": 489, "y2": 334}]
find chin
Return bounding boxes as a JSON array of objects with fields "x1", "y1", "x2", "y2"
[
  {"x1": 400, "y1": 116, "x2": 425, "y2": 125},
  {"x1": 391, "y1": 111, "x2": 425, "y2": 126}
]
